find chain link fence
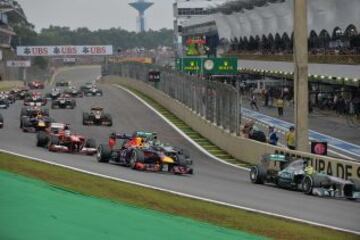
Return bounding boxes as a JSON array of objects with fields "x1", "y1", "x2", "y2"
[{"x1": 106, "y1": 63, "x2": 241, "y2": 135}]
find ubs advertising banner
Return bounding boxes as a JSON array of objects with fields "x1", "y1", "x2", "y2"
[{"x1": 17, "y1": 45, "x2": 113, "y2": 56}]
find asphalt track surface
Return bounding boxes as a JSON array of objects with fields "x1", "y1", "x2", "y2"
[{"x1": 0, "y1": 66, "x2": 359, "y2": 233}]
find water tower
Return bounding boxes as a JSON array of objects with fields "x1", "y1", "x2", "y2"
[{"x1": 129, "y1": 0, "x2": 154, "y2": 32}]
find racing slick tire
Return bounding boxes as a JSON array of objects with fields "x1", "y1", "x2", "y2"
[
  {"x1": 97, "y1": 144, "x2": 111, "y2": 163},
  {"x1": 175, "y1": 154, "x2": 188, "y2": 166},
  {"x1": 0, "y1": 114, "x2": 3, "y2": 128},
  {"x1": 50, "y1": 135, "x2": 60, "y2": 146},
  {"x1": 85, "y1": 138, "x2": 96, "y2": 148},
  {"x1": 43, "y1": 108, "x2": 50, "y2": 116},
  {"x1": 130, "y1": 149, "x2": 145, "y2": 169},
  {"x1": 302, "y1": 175, "x2": 314, "y2": 195},
  {"x1": 36, "y1": 132, "x2": 49, "y2": 147},
  {"x1": 82, "y1": 113, "x2": 90, "y2": 125},
  {"x1": 22, "y1": 118, "x2": 32, "y2": 130},
  {"x1": 20, "y1": 107, "x2": 27, "y2": 117},
  {"x1": 104, "y1": 114, "x2": 112, "y2": 126},
  {"x1": 250, "y1": 165, "x2": 266, "y2": 184},
  {"x1": 70, "y1": 101, "x2": 76, "y2": 109},
  {"x1": 51, "y1": 102, "x2": 57, "y2": 109}
]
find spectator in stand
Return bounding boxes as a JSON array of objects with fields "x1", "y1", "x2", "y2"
[
  {"x1": 250, "y1": 94, "x2": 259, "y2": 111},
  {"x1": 285, "y1": 126, "x2": 296, "y2": 150},
  {"x1": 263, "y1": 89, "x2": 269, "y2": 107},
  {"x1": 268, "y1": 126, "x2": 279, "y2": 146},
  {"x1": 276, "y1": 98, "x2": 285, "y2": 116}
]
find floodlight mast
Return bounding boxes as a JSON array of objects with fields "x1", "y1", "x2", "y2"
[{"x1": 129, "y1": 0, "x2": 154, "y2": 32}]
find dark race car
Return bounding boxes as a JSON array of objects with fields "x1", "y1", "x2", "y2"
[
  {"x1": 250, "y1": 154, "x2": 360, "y2": 200},
  {"x1": 43, "y1": 129, "x2": 97, "y2": 155},
  {"x1": 83, "y1": 87, "x2": 103, "y2": 97},
  {"x1": 28, "y1": 80, "x2": 45, "y2": 89},
  {"x1": 20, "y1": 111, "x2": 52, "y2": 133},
  {"x1": 82, "y1": 107, "x2": 112, "y2": 126},
  {"x1": 55, "y1": 80, "x2": 70, "y2": 87},
  {"x1": 97, "y1": 131, "x2": 193, "y2": 175},
  {"x1": 64, "y1": 87, "x2": 84, "y2": 98},
  {"x1": 24, "y1": 92, "x2": 47, "y2": 107},
  {"x1": 51, "y1": 94, "x2": 76, "y2": 109},
  {"x1": 0, "y1": 113, "x2": 3, "y2": 128},
  {"x1": 0, "y1": 97, "x2": 9, "y2": 109},
  {"x1": 11, "y1": 88, "x2": 29, "y2": 100}
]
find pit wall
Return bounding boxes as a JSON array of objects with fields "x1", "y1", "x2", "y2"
[{"x1": 104, "y1": 76, "x2": 360, "y2": 181}]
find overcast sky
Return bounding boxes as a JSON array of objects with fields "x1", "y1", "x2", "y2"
[{"x1": 16, "y1": 0, "x2": 174, "y2": 32}]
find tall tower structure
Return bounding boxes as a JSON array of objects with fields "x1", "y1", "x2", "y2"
[{"x1": 129, "y1": 0, "x2": 154, "y2": 32}]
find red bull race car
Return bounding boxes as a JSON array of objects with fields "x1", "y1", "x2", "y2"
[{"x1": 97, "y1": 131, "x2": 193, "y2": 175}]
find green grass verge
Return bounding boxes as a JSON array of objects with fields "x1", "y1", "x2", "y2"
[
  {"x1": 110, "y1": 82, "x2": 251, "y2": 168},
  {"x1": 0, "y1": 152, "x2": 358, "y2": 240},
  {"x1": 0, "y1": 81, "x2": 24, "y2": 91}
]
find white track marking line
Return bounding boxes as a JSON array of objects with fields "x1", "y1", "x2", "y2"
[{"x1": 1, "y1": 148, "x2": 359, "y2": 236}]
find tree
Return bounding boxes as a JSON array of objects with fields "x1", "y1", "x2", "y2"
[{"x1": 33, "y1": 56, "x2": 48, "y2": 70}]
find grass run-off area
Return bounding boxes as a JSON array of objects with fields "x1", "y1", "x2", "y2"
[
  {"x1": 0, "y1": 152, "x2": 358, "y2": 240},
  {"x1": 0, "y1": 80, "x2": 24, "y2": 91}
]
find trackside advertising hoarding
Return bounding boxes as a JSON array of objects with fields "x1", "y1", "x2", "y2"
[
  {"x1": 6, "y1": 60, "x2": 31, "y2": 67},
  {"x1": 16, "y1": 45, "x2": 113, "y2": 56}
]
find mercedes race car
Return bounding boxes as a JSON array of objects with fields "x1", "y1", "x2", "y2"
[
  {"x1": 97, "y1": 131, "x2": 193, "y2": 175},
  {"x1": 24, "y1": 92, "x2": 47, "y2": 107},
  {"x1": 82, "y1": 107, "x2": 112, "y2": 126},
  {"x1": 83, "y1": 87, "x2": 103, "y2": 97},
  {"x1": 28, "y1": 80, "x2": 45, "y2": 89},
  {"x1": 46, "y1": 88, "x2": 62, "y2": 100},
  {"x1": 51, "y1": 94, "x2": 76, "y2": 109},
  {"x1": 20, "y1": 110, "x2": 52, "y2": 132},
  {"x1": 37, "y1": 127, "x2": 97, "y2": 155},
  {"x1": 64, "y1": 86, "x2": 84, "y2": 98},
  {"x1": 250, "y1": 154, "x2": 360, "y2": 200},
  {"x1": 55, "y1": 80, "x2": 71, "y2": 87},
  {"x1": 0, "y1": 113, "x2": 3, "y2": 128}
]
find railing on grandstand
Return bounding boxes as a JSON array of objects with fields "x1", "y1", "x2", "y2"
[{"x1": 107, "y1": 63, "x2": 241, "y2": 135}]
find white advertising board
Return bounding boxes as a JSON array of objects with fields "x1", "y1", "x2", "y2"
[
  {"x1": 17, "y1": 45, "x2": 113, "y2": 56},
  {"x1": 6, "y1": 60, "x2": 31, "y2": 67}
]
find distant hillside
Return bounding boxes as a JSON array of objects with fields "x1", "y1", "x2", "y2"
[{"x1": 12, "y1": 25, "x2": 174, "y2": 50}]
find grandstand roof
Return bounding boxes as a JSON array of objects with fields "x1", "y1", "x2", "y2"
[{"x1": 181, "y1": 0, "x2": 360, "y2": 41}]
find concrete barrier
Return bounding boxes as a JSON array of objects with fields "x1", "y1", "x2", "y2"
[{"x1": 104, "y1": 76, "x2": 360, "y2": 180}]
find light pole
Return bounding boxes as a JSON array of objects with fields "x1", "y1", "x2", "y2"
[{"x1": 293, "y1": 0, "x2": 309, "y2": 152}]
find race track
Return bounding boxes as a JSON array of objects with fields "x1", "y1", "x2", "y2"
[{"x1": 0, "y1": 66, "x2": 359, "y2": 233}]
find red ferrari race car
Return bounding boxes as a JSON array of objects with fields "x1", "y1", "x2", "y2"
[
  {"x1": 36, "y1": 125, "x2": 97, "y2": 155},
  {"x1": 28, "y1": 80, "x2": 45, "y2": 89},
  {"x1": 97, "y1": 131, "x2": 193, "y2": 175}
]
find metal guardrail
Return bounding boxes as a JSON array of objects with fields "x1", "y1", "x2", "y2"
[{"x1": 106, "y1": 63, "x2": 241, "y2": 135}]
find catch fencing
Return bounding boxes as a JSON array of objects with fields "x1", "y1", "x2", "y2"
[{"x1": 106, "y1": 63, "x2": 241, "y2": 135}]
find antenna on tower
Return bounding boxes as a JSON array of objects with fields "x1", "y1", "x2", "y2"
[{"x1": 129, "y1": 0, "x2": 154, "y2": 32}]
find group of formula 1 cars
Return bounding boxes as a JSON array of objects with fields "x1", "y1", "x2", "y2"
[{"x1": 1, "y1": 79, "x2": 193, "y2": 176}]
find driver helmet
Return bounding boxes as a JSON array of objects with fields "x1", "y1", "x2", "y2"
[{"x1": 304, "y1": 165, "x2": 315, "y2": 175}]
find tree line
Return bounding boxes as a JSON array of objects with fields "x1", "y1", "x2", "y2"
[{"x1": 11, "y1": 25, "x2": 174, "y2": 50}]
